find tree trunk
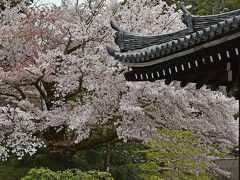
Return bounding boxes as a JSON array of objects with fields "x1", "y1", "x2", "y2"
[{"x1": 105, "y1": 141, "x2": 111, "y2": 172}]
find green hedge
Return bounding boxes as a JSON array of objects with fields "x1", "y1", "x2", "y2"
[{"x1": 22, "y1": 168, "x2": 113, "y2": 180}]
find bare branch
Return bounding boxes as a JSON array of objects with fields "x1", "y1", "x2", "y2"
[
  {"x1": 34, "y1": 82, "x2": 51, "y2": 110},
  {"x1": 0, "y1": 92, "x2": 21, "y2": 101},
  {"x1": 14, "y1": 86, "x2": 27, "y2": 100}
]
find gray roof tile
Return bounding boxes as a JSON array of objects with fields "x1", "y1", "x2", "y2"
[{"x1": 107, "y1": 8, "x2": 240, "y2": 65}]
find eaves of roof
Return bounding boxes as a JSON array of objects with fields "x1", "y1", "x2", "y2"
[{"x1": 107, "y1": 7, "x2": 240, "y2": 67}]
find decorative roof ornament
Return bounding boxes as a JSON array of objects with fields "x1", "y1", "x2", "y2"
[
  {"x1": 106, "y1": 4, "x2": 240, "y2": 91},
  {"x1": 180, "y1": 2, "x2": 193, "y2": 32}
]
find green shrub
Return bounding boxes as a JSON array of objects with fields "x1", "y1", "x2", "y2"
[
  {"x1": 22, "y1": 168, "x2": 113, "y2": 180},
  {"x1": 138, "y1": 129, "x2": 216, "y2": 179}
]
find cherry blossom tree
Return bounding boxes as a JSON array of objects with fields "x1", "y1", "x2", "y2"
[{"x1": 0, "y1": 0, "x2": 238, "y2": 162}]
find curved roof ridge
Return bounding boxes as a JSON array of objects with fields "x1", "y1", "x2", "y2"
[
  {"x1": 110, "y1": 19, "x2": 190, "y2": 51},
  {"x1": 192, "y1": 9, "x2": 240, "y2": 18},
  {"x1": 110, "y1": 31, "x2": 240, "y2": 67},
  {"x1": 107, "y1": 14, "x2": 240, "y2": 65}
]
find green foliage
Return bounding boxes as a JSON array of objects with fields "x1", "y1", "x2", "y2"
[
  {"x1": 0, "y1": 0, "x2": 33, "y2": 11},
  {"x1": 64, "y1": 141, "x2": 147, "y2": 180},
  {"x1": 22, "y1": 168, "x2": 113, "y2": 180},
  {"x1": 110, "y1": 164, "x2": 143, "y2": 180},
  {"x1": 0, "y1": 163, "x2": 29, "y2": 180},
  {"x1": 0, "y1": 141, "x2": 147, "y2": 179},
  {"x1": 72, "y1": 150, "x2": 105, "y2": 170},
  {"x1": 109, "y1": 142, "x2": 146, "y2": 180},
  {"x1": 1, "y1": 131, "x2": 232, "y2": 180},
  {"x1": 165, "y1": 0, "x2": 240, "y2": 15},
  {"x1": 111, "y1": 142, "x2": 146, "y2": 165},
  {"x1": 210, "y1": 143, "x2": 236, "y2": 159},
  {"x1": 228, "y1": 87, "x2": 240, "y2": 100},
  {"x1": 0, "y1": 153, "x2": 75, "y2": 179},
  {"x1": 138, "y1": 129, "x2": 216, "y2": 179}
]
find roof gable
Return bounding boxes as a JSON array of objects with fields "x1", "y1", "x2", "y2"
[{"x1": 107, "y1": 5, "x2": 240, "y2": 66}]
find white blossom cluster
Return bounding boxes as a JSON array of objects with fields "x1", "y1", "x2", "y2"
[{"x1": 0, "y1": 0, "x2": 238, "y2": 160}]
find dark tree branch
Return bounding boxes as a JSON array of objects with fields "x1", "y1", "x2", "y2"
[
  {"x1": 34, "y1": 82, "x2": 51, "y2": 110},
  {"x1": 46, "y1": 129, "x2": 118, "y2": 154},
  {"x1": 14, "y1": 86, "x2": 27, "y2": 100},
  {"x1": 65, "y1": 43, "x2": 82, "y2": 54},
  {"x1": 0, "y1": 92, "x2": 21, "y2": 101}
]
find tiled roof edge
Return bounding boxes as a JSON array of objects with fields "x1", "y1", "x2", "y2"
[
  {"x1": 109, "y1": 20, "x2": 191, "y2": 51},
  {"x1": 108, "y1": 7, "x2": 240, "y2": 52},
  {"x1": 118, "y1": 31, "x2": 240, "y2": 67},
  {"x1": 107, "y1": 15, "x2": 240, "y2": 64}
]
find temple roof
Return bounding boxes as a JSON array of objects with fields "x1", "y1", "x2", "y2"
[{"x1": 106, "y1": 5, "x2": 240, "y2": 67}]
